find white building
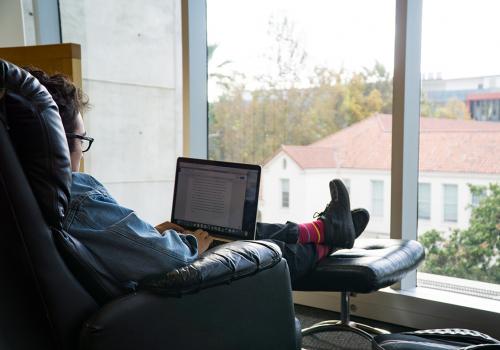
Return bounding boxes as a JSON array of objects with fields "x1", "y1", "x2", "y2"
[{"x1": 260, "y1": 114, "x2": 500, "y2": 238}]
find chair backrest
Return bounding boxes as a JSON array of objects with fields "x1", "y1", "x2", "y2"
[{"x1": 0, "y1": 60, "x2": 98, "y2": 350}]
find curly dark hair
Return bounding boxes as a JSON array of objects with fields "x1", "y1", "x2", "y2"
[{"x1": 24, "y1": 66, "x2": 89, "y2": 150}]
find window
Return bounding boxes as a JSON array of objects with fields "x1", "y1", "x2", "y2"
[
  {"x1": 203, "y1": 0, "x2": 500, "y2": 338},
  {"x1": 281, "y1": 179, "x2": 290, "y2": 208},
  {"x1": 418, "y1": 183, "x2": 431, "y2": 219},
  {"x1": 207, "y1": 0, "x2": 394, "y2": 227},
  {"x1": 471, "y1": 187, "x2": 486, "y2": 208},
  {"x1": 371, "y1": 180, "x2": 384, "y2": 217},
  {"x1": 416, "y1": 0, "x2": 500, "y2": 330},
  {"x1": 442, "y1": 184, "x2": 458, "y2": 222},
  {"x1": 282, "y1": 158, "x2": 287, "y2": 170}
]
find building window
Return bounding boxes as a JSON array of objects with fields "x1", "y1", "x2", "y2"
[
  {"x1": 371, "y1": 180, "x2": 384, "y2": 217},
  {"x1": 281, "y1": 179, "x2": 290, "y2": 208},
  {"x1": 282, "y1": 158, "x2": 287, "y2": 170},
  {"x1": 471, "y1": 188, "x2": 486, "y2": 208},
  {"x1": 443, "y1": 184, "x2": 458, "y2": 222},
  {"x1": 418, "y1": 183, "x2": 431, "y2": 220}
]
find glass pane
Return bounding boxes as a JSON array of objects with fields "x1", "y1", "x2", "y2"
[
  {"x1": 442, "y1": 184, "x2": 458, "y2": 222},
  {"x1": 471, "y1": 187, "x2": 486, "y2": 208},
  {"x1": 207, "y1": 0, "x2": 395, "y2": 238},
  {"x1": 418, "y1": 183, "x2": 431, "y2": 220},
  {"x1": 281, "y1": 179, "x2": 290, "y2": 208},
  {"x1": 59, "y1": 0, "x2": 182, "y2": 224},
  {"x1": 418, "y1": 0, "x2": 500, "y2": 295}
]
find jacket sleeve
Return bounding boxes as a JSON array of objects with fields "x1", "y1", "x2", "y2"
[{"x1": 65, "y1": 173, "x2": 199, "y2": 283}]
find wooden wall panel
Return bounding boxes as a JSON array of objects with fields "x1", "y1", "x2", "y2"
[{"x1": 0, "y1": 43, "x2": 82, "y2": 88}]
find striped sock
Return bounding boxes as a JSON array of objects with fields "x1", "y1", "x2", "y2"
[
  {"x1": 298, "y1": 220, "x2": 325, "y2": 244},
  {"x1": 315, "y1": 244, "x2": 331, "y2": 261}
]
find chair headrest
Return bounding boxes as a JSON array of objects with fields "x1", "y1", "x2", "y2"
[{"x1": 0, "y1": 60, "x2": 71, "y2": 228}]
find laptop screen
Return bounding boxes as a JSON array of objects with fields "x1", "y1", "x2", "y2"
[{"x1": 171, "y1": 157, "x2": 261, "y2": 240}]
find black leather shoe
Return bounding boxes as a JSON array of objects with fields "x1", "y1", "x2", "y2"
[
  {"x1": 352, "y1": 208, "x2": 369, "y2": 238},
  {"x1": 319, "y1": 179, "x2": 356, "y2": 249}
]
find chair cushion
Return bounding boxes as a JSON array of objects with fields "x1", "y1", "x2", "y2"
[
  {"x1": 139, "y1": 240, "x2": 282, "y2": 295},
  {"x1": 293, "y1": 239, "x2": 425, "y2": 293}
]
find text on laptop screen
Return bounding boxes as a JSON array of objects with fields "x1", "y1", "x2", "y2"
[{"x1": 172, "y1": 159, "x2": 260, "y2": 239}]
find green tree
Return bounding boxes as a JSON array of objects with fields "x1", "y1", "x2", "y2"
[
  {"x1": 419, "y1": 183, "x2": 500, "y2": 284},
  {"x1": 208, "y1": 16, "x2": 394, "y2": 165},
  {"x1": 209, "y1": 62, "x2": 394, "y2": 164},
  {"x1": 420, "y1": 95, "x2": 470, "y2": 120},
  {"x1": 435, "y1": 98, "x2": 470, "y2": 119}
]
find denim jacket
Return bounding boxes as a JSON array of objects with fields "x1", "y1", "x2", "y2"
[{"x1": 62, "y1": 172, "x2": 198, "y2": 283}]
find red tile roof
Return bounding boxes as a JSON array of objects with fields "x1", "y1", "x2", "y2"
[
  {"x1": 466, "y1": 92, "x2": 500, "y2": 101},
  {"x1": 275, "y1": 114, "x2": 500, "y2": 174}
]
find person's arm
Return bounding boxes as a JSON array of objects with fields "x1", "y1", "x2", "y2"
[
  {"x1": 155, "y1": 221, "x2": 185, "y2": 234},
  {"x1": 185, "y1": 229, "x2": 214, "y2": 255},
  {"x1": 68, "y1": 173, "x2": 202, "y2": 281},
  {"x1": 155, "y1": 222, "x2": 213, "y2": 255}
]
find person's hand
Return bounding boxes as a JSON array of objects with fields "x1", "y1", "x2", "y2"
[
  {"x1": 187, "y1": 229, "x2": 214, "y2": 255},
  {"x1": 155, "y1": 221, "x2": 185, "y2": 234}
]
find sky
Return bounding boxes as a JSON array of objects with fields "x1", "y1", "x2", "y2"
[{"x1": 207, "y1": 0, "x2": 500, "y2": 98}]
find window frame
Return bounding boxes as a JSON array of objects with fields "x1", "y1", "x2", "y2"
[{"x1": 186, "y1": 0, "x2": 499, "y2": 338}]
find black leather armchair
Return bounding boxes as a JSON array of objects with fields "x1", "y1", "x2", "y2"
[{"x1": 0, "y1": 60, "x2": 301, "y2": 350}]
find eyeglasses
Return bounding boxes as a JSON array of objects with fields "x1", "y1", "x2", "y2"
[{"x1": 66, "y1": 133, "x2": 94, "y2": 153}]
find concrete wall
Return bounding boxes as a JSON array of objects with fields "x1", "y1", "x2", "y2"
[
  {"x1": 261, "y1": 152, "x2": 498, "y2": 239},
  {"x1": 0, "y1": 0, "x2": 26, "y2": 47},
  {"x1": 59, "y1": 0, "x2": 183, "y2": 224}
]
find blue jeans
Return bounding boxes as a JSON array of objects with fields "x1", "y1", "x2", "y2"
[{"x1": 256, "y1": 222, "x2": 318, "y2": 282}]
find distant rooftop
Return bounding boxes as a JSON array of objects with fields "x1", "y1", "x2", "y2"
[{"x1": 270, "y1": 114, "x2": 500, "y2": 174}]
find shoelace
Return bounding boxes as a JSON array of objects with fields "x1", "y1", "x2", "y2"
[{"x1": 313, "y1": 202, "x2": 331, "y2": 219}]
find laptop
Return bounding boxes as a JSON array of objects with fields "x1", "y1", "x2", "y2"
[{"x1": 171, "y1": 157, "x2": 261, "y2": 245}]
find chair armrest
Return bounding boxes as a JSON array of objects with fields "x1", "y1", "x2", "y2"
[
  {"x1": 139, "y1": 240, "x2": 282, "y2": 295},
  {"x1": 79, "y1": 259, "x2": 301, "y2": 350}
]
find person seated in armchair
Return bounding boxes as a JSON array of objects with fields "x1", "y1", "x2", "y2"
[{"x1": 27, "y1": 67, "x2": 370, "y2": 284}]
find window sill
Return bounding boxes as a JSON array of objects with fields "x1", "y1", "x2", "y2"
[{"x1": 293, "y1": 285, "x2": 500, "y2": 338}]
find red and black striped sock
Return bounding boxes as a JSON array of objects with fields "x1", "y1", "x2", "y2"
[{"x1": 298, "y1": 220, "x2": 325, "y2": 244}]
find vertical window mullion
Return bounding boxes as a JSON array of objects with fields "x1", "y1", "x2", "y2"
[
  {"x1": 183, "y1": 0, "x2": 208, "y2": 158},
  {"x1": 33, "y1": 0, "x2": 62, "y2": 44},
  {"x1": 390, "y1": 0, "x2": 423, "y2": 290}
]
